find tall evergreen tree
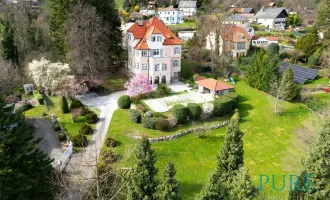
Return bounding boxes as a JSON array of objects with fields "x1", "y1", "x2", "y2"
[
  {"x1": 289, "y1": 121, "x2": 330, "y2": 199},
  {"x1": 1, "y1": 20, "x2": 18, "y2": 64},
  {"x1": 281, "y1": 66, "x2": 299, "y2": 101},
  {"x1": 197, "y1": 111, "x2": 244, "y2": 199},
  {"x1": 230, "y1": 167, "x2": 258, "y2": 200},
  {"x1": 262, "y1": 56, "x2": 281, "y2": 92},
  {"x1": 60, "y1": 96, "x2": 69, "y2": 113},
  {"x1": 267, "y1": 43, "x2": 280, "y2": 56},
  {"x1": 127, "y1": 137, "x2": 158, "y2": 200},
  {"x1": 50, "y1": 0, "x2": 71, "y2": 60},
  {"x1": 245, "y1": 49, "x2": 269, "y2": 90},
  {"x1": 155, "y1": 162, "x2": 180, "y2": 200},
  {"x1": 0, "y1": 99, "x2": 54, "y2": 199},
  {"x1": 83, "y1": 0, "x2": 123, "y2": 64}
]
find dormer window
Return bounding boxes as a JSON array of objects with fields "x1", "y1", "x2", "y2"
[{"x1": 157, "y1": 36, "x2": 162, "y2": 42}]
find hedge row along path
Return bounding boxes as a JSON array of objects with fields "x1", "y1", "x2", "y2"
[
  {"x1": 63, "y1": 90, "x2": 125, "y2": 199},
  {"x1": 132, "y1": 121, "x2": 230, "y2": 142}
]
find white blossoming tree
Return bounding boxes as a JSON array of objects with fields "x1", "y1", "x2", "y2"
[{"x1": 28, "y1": 58, "x2": 75, "y2": 96}]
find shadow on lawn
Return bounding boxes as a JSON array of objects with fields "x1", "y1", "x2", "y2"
[
  {"x1": 43, "y1": 95, "x2": 54, "y2": 108},
  {"x1": 179, "y1": 182, "x2": 204, "y2": 199},
  {"x1": 238, "y1": 95, "x2": 253, "y2": 122}
]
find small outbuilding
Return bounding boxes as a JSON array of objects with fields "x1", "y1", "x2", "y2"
[{"x1": 196, "y1": 78, "x2": 234, "y2": 95}]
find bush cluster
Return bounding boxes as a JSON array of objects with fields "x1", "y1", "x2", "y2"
[
  {"x1": 118, "y1": 95, "x2": 131, "y2": 109},
  {"x1": 150, "y1": 83, "x2": 172, "y2": 98},
  {"x1": 226, "y1": 92, "x2": 239, "y2": 107},
  {"x1": 19, "y1": 104, "x2": 32, "y2": 112},
  {"x1": 105, "y1": 137, "x2": 118, "y2": 147},
  {"x1": 72, "y1": 134, "x2": 88, "y2": 147},
  {"x1": 156, "y1": 117, "x2": 169, "y2": 131},
  {"x1": 53, "y1": 124, "x2": 61, "y2": 132},
  {"x1": 33, "y1": 90, "x2": 44, "y2": 105},
  {"x1": 79, "y1": 124, "x2": 93, "y2": 135},
  {"x1": 213, "y1": 96, "x2": 234, "y2": 117},
  {"x1": 129, "y1": 109, "x2": 142, "y2": 123},
  {"x1": 58, "y1": 132, "x2": 66, "y2": 141},
  {"x1": 85, "y1": 111, "x2": 98, "y2": 124},
  {"x1": 142, "y1": 117, "x2": 157, "y2": 129},
  {"x1": 187, "y1": 103, "x2": 202, "y2": 121},
  {"x1": 170, "y1": 104, "x2": 188, "y2": 124},
  {"x1": 70, "y1": 99, "x2": 84, "y2": 110}
]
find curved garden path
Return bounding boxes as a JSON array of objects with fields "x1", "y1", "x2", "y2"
[{"x1": 63, "y1": 90, "x2": 125, "y2": 199}]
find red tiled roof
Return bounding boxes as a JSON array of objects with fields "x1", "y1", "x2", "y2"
[
  {"x1": 196, "y1": 78, "x2": 234, "y2": 91},
  {"x1": 252, "y1": 36, "x2": 279, "y2": 41},
  {"x1": 222, "y1": 26, "x2": 251, "y2": 42},
  {"x1": 127, "y1": 17, "x2": 182, "y2": 50}
]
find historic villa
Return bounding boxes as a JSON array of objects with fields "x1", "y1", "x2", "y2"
[{"x1": 127, "y1": 17, "x2": 182, "y2": 85}]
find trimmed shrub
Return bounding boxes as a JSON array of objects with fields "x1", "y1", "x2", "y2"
[
  {"x1": 33, "y1": 90, "x2": 44, "y2": 105},
  {"x1": 142, "y1": 117, "x2": 157, "y2": 129},
  {"x1": 170, "y1": 104, "x2": 188, "y2": 124},
  {"x1": 70, "y1": 99, "x2": 84, "y2": 110},
  {"x1": 53, "y1": 124, "x2": 61, "y2": 132},
  {"x1": 105, "y1": 137, "x2": 118, "y2": 147},
  {"x1": 187, "y1": 103, "x2": 202, "y2": 121},
  {"x1": 213, "y1": 96, "x2": 234, "y2": 117},
  {"x1": 118, "y1": 95, "x2": 131, "y2": 109},
  {"x1": 85, "y1": 111, "x2": 98, "y2": 124},
  {"x1": 58, "y1": 132, "x2": 66, "y2": 141},
  {"x1": 79, "y1": 124, "x2": 93, "y2": 135},
  {"x1": 226, "y1": 92, "x2": 239, "y2": 108},
  {"x1": 72, "y1": 134, "x2": 88, "y2": 147},
  {"x1": 156, "y1": 117, "x2": 169, "y2": 131},
  {"x1": 129, "y1": 109, "x2": 142, "y2": 123},
  {"x1": 150, "y1": 83, "x2": 172, "y2": 98},
  {"x1": 60, "y1": 96, "x2": 69, "y2": 114},
  {"x1": 18, "y1": 103, "x2": 32, "y2": 112}
]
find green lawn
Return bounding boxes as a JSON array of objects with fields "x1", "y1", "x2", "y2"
[
  {"x1": 105, "y1": 79, "x2": 312, "y2": 199},
  {"x1": 304, "y1": 75, "x2": 329, "y2": 86},
  {"x1": 115, "y1": 0, "x2": 123, "y2": 8},
  {"x1": 24, "y1": 96, "x2": 96, "y2": 143},
  {"x1": 167, "y1": 21, "x2": 197, "y2": 29}
]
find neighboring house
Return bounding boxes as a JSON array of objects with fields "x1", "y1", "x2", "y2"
[
  {"x1": 121, "y1": 22, "x2": 135, "y2": 49},
  {"x1": 206, "y1": 25, "x2": 252, "y2": 57},
  {"x1": 178, "y1": 31, "x2": 195, "y2": 42},
  {"x1": 254, "y1": 8, "x2": 288, "y2": 29},
  {"x1": 224, "y1": 14, "x2": 254, "y2": 37},
  {"x1": 127, "y1": 17, "x2": 182, "y2": 85},
  {"x1": 196, "y1": 78, "x2": 234, "y2": 95},
  {"x1": 178, "y1": 0, "x2": 197, "y2": 18},
  {"x1": 251, "y1": 36, "x2": 279, "y2": 47},
  {"x1": 228, "y1": 7, "x2": 255, "y2": 14},
  {"x1": 237, "y1": 13, "x2": 255, "y2": 22},
  {"x1": 158, "y1": 6, "x2": 184, "y2": 24},
  {"x1": 129, "y1": 12, "x2": 145, "y2": 20},
  {"x1": 140, "y1": 9, "x2": 156, "y2": 16}
]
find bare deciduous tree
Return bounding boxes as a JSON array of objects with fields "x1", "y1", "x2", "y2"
[
  {"x1": 67, "y1": 3, "x2": 111, "y2": 81},
  {"x1": 0, "y1": 58, "x2": 21, "y2": 95}
]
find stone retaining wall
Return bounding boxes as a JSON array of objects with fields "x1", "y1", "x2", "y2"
[{"x1": 132, "y1": 121, "x2": 230, "y2": 143}]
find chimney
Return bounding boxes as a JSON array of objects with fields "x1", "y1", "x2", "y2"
[{"x1": 137, "y1": 19, "x2": 143, "y2": 26}]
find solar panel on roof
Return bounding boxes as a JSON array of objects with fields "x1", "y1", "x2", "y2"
[{"x1": 280, "y1": 62, "x2": 318, "y2": 84}]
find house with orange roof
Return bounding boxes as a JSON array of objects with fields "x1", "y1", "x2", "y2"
[
  {"x1": 251, "y1": 36, "x2": 279, "y2": 48},
  {"x1": 206, "y1": 25, "x2": 251, "y2": 57},
  {"x1": 196, "y1": 78, "x2": 234, "y2": 95},
  {"x1": 127, "y1": 17, "x2": 183, "y2": 84}
]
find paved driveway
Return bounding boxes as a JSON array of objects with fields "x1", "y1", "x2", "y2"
[{"x1": 29, "y1": 118, "x2": 62, "y2": 168}]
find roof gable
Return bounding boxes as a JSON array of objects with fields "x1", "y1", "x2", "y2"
[
  {"x1": 255, "y1": 8, "x2": 288, "y2": 19},
  {"x1": 196, "y1": 78, "x2": 234, "y2": 91}
]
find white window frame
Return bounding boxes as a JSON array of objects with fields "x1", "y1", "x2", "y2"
[
  {"x1": 155, "y1": 64, "x2": 160, "y2": 71},
  {"x1": 136, "y1": 62, "x2": 139, "y2": 69},
  {"x1": 142, "y1": 64, "x2": 148, "y2": 70},
  {"x1": 162, "y1": 63, "x2": 167, "y2": 71},
  {"x1": 157, "y1": 36, "x2": 162, "y2": 42},
  {"x1": 173, "y1": 60, "x2": 179, "y2": 67},
  {"x1": 151, "y1": 36, "x2": 156, "y2": 42},
  {"x1": 142, "y1": 50, "x2": 148, "y2": 57},
  {"x1": 174, "y1": 47, "x2": 180, "y2": 54},
  {"x1": 152, "y1": 49, "x2": 160, "y2": 56}
]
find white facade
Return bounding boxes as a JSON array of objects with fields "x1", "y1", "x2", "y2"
[
  {"x1": 251, "y1": 37, "x2": 279, "y2": 47},
  {"x1": 140, "y1": 9, "x2": 156, "y2": 16},
  {"x1": 178, "y1": 0, "x2": 197, "y2": 17},
  {"x1": 127, "y1": 33, "x2": 181, "y2": 85},
  {"x1": 158, "y1": 8, "x2": 184, "y2": 24},
  {"x1": 178, "y1": 31, "x2": 195, "y2": 42},
  {"x1": 179, "y1": 7, "x2": 197, "y2": 17}
]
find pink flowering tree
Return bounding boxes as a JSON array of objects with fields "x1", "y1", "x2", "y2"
[{"x1": 124, "y1": 74, "x2": 153, "y2": 97}]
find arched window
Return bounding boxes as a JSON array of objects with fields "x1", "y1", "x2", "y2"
[{"x1": 174, "y1": 47, "x2": 180, "y2": 54}]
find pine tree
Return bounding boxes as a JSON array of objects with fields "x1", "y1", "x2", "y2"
[
  {"x1": 60, "y1": 96, "x2": 69, "y2": 113},
  {"x1": 127, "y1": 137, "x2": 158, "y2": 200},
  {"x1": 230, "y1": 167, "x2": 258, "y2": 200},
  {"x1": 245, "y1": 49, "x2": 269, "y2": 90},
  {"x1": 267, "y1": 43, "x2": 280, "y2": 56},
  {"x1": 155, "y1": 162, "x2": 181, "y2": 200},
  {"x1": 289, "y1": 121, "x2": 330, "y2": 199},
  {"x1": 1, "y1": 20, "x2": 18, "y2": 64},
  {"x1": 50, "y1": 0, "x2": 71, "y2": 60},
  {"x1": 262, "y1": 56, "x2": 281, "y2": 92},
  {"x1": 195, "y1": 171, "x2": 226, "y2": 200},
  {"x1": 0, "y1": 99, "x2": 54, "y2": 199},
  {"x1": 83, "y1": 0, "x2": 123, "y2": 64},
  {"x1": 281, "y1": 66, "x2": 299, "y2": 101}
]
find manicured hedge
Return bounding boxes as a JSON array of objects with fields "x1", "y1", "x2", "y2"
[
  {"x1": 142, "y1": 117, "x2": 157, "y2": 129},
  {"x1": 79, "y1": 124, "x2": 93, "y2": 135},
  {"x1": 60, "y1": 96, "x2": 69, "y2": 114},
  {"x1": 156, "y1": 117, "x2": 169, "y2": 131},
  {"x1": 118, "y1": 95, "x2": 131, "y2": 109},
  {"x1": 129, "y1": 109, "x2": 141, "y2": 123},
  {"x1": 213, "y1": 96, "x2": 234, "y2": 117},
  {"x1": 72, "y1": 134, "x2": 88, "y2": 147},
  {"x1": 187, "y1": 103, "x2": 202, "y2": 121},
  {"x1": 85, "y1": 111, "x2": 98, "y2": 124},
  {"x1": 70, "y1": 99, "x2": 84, "y2": 109},
  {"x1": 105, "y1": 137, "x2": 118, "y2": 147},
  {"x1": 170, "y1": 104, "x2": 188, "y2": 124},
  {"x1": 226, "y1": 92, "x2": 239, "y2": 108}
]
